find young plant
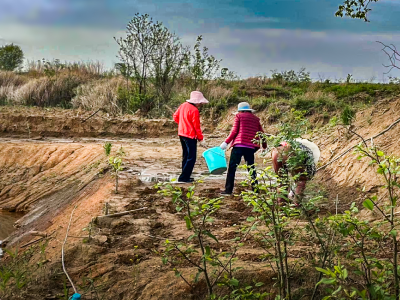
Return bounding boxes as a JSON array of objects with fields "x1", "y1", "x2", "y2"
[
  {"x1": 103, "y1": 142, "x2": 112, "y2": 156},
  {"x1": 157, "y1": 182, "x2": 249, "y2": 296},
  {"x1": 104, "y1": 143, "x2": 125, "y2": 193},
  {"x1": 354, "y1": 144, "x2": 400, "y2": 298},
  {"x1": 241, "y1": 165, "x2": 304, "y2": 299}
]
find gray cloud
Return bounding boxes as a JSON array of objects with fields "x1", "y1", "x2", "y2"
[
  {"x1": 186, "y1": 27, "x2": 400, "y2": 81},
  {"x1": 1, "y1": 22, "x2": 399, "y2": 82}
]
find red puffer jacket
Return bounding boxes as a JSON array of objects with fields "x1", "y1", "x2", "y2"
[
  {"x1": 173, "y1": 102, "x2": 204, "y2": 141},
  {"x1": 225, "y1": 112, "x2": 266, "y2": 148}
]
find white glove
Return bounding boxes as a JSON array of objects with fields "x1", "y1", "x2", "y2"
[{"x1": 220, "y1": 142, "x2": 228, "y2": 150}]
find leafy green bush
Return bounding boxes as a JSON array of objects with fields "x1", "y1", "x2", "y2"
[
  {"x1": 340, "y1": 105, "x2": 355, "y2": 126},
  {"x1": 271, "y1": 68, "x2": 311, "y2": 84},
  {"x1": 117, "y1": 87, "x2": 154, "y2": 114},
  {"x1": 0, "y1": 44, "x2": 24, "y2": 71}
]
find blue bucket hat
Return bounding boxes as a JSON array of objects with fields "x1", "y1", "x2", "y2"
[{"x1": 237, "y1": 102, "x2": 256, "y2": 112}]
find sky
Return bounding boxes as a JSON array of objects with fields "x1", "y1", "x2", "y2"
[{"x1": 0, "y1": 0, "x2": 400, "y2": 81}]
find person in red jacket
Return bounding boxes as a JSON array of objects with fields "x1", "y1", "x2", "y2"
[
  {"x1": 220, "y1": 102, "x2": 266, "y2": 195},
  {"x1": 173, "y1": 91, "x2": 208, "y2": 183}
]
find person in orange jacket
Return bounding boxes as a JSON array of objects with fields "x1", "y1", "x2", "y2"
[{"x1": 173, "y1": 91, "x2": 208, "y2": 183}]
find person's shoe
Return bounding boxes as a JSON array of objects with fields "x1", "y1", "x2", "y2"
[
  {"x1": 176, "y1": 178, "x2": 195, "y2": 183},
  {"x1": 220, "y1": 191, "x2": 232, "y2": 196}
]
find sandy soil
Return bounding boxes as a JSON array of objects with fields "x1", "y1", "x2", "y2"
[{"x1": 1, "y1": 98, "x2": 400, "y2": 299}]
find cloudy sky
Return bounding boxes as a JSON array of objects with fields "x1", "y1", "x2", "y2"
[{"x1": 0, "y1": 0, "x2": 399, "y2": 81}]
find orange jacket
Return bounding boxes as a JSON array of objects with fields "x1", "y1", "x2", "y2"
[{"x1": 173, "y1": 102, "x2": 204, "y2": 141}]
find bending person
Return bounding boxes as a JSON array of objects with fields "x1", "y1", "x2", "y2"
[
  {"x1": 271, "y1": 138, "x2": 320, "y2": 204},
  {"x1": 173, "y1": 91, "x2": 208, "y2": 183},
  {"x1": 220, "y1": 102, "x2": 266, "y2": 196}
]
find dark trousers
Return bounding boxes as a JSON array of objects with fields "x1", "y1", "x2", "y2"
[
  {"x1": 225, "y1": 147, "x2": 257, "y2": 193},
  {"x1": 178, "y1": 136, "x2": 197, "y2": 182}
]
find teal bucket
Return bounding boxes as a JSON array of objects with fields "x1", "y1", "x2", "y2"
[{"x1": 202, "y1": 147, "x2": 227, "y2": 175}]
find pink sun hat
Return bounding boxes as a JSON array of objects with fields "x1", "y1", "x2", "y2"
[{"x1": 186, "y1": 91, "x2": 209, "y2": 104}]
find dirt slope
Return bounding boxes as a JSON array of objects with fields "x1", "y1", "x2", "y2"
[
  {"x1": 2, "y1": 98, "x2": 400, "y2": 299},
  {"x1": 0, "y1": 106, "x2": 176, "y2": 138},
  {"x1": 312, "y1": 97, "x2": 400, "y2": 213},
  {"x1": 0, "y1": 141, "x2": 105, "y2": 212}
]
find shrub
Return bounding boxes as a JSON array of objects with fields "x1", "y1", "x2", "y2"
[
  {"x1": 0, "y1": 44, "x2": 24, "y2": 71},
  {"x1": 271, "y1": 68, "x2": 311, "y2": 84},
  {"x1": 340, "y1": 105, "x2": 355, "y2": 125},
  {"x1": 117, "y1": 87, "x2": 155, "y2": 114}
]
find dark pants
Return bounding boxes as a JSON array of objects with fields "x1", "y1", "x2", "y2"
[
  {"x1": 225, "y1": 147, "x2": 257, "y2": 193},
  {"x1": 178, "y1": 136, "x2": 197, "y2": 182}
]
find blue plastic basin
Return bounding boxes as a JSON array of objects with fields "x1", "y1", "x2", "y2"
[{"x1": 202, "y1": 147, "x2": 227, "y2": 175}]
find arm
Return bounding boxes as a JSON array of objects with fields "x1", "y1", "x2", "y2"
[
  {"x1": 225, "y1": 115, "x2": 240, "y2": 144},
  {"x1": 192, "y1": 109, "x2": 204, "y2": 141},
  {"x1": 173, "y1": 106, "x2": 180, "y2": 124}
]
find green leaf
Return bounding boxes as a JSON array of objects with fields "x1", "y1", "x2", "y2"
[
  {"x1": 203, "y1": 230, "x2": 219, "y2": 243},
  {"x1": 205, "y1": 245, "x2": 211, "y2": 256},
  {"x1": 255, "y1": 282, "x2": 264, "y2": 287},
  {"x1": 342, "y1": 268, "x2": 348, "y2": 280},
  {"x1": 174, "y1": 268, "x2": 181, "y2": 277},
  {"x1": 332, "y1": 285, "x2": 342, "y2": 295},
  {"x1": 390, "y1": 230, "x2": 397, "y2": 237},
  {"x1": 194, "y1": 270, "x2": 203, "y2": 283},
  {"x1": 184, "y1": 216, "x2": 192, "y2": 230},
  {"x1": 377, "y1": 151, "x2": 384, "y2": 157},
  {"x1": 316, "y1": 267, "x2": 332, "y2": 276},
  {"x1": 229, "y1": 278, "x2": 239, "y2": 287},
  {"x1": 362, "y1": 199, "x2": 374, "y2": 211},
  {"x1": 320, "y1": 278, "x2": 336, "y2": 285}
]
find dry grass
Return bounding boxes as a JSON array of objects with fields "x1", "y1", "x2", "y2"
[
  {"x1": 71, "y1": 77, "x2": 128, "y2": 115},
  {"x1": 0, "y1": 85, "x2": 15, "y2": 104},
  {"x1": 303, "y1": 90, "x2": 336, "y2": 102},
  {"x1": 0, "y1": 71, "x2": 27, "y2": 87},
  {"x1": 243, "y1": 76, "x2": 274, "y2": 89},
  {"x1": 25, "y1": 60, "x2": 106, "y2": 78},
  {"x1": 7, "y1": 74, "x2": 92, "y2": 107},
  {"x1": 207, "y1": 85, "x2": 233, "y2": 100}
]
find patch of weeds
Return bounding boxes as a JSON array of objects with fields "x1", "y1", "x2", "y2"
[
  {"x1": 291, "y1": 92, "x2": 337, "y2": 113},
  {"x1": 323, "y1": 83, "x2": 400, "y2": 99},
  {"x1": 250, "y1": 97, "x2": 276, "y2": 111},
  {"x1": 329, "y1": 116, "x2": 338, "y2": 127}
]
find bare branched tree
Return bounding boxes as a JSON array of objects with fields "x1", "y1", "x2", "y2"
[
  {"x1": 151, "y1": 30, "x2": 189, "y2": 106},
  {"x1": 377, "y1": 41, "x2": 400, "y2": 74},
  {"x1": 114, "y1": 13, "x2": 164, "y2": 95}
]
